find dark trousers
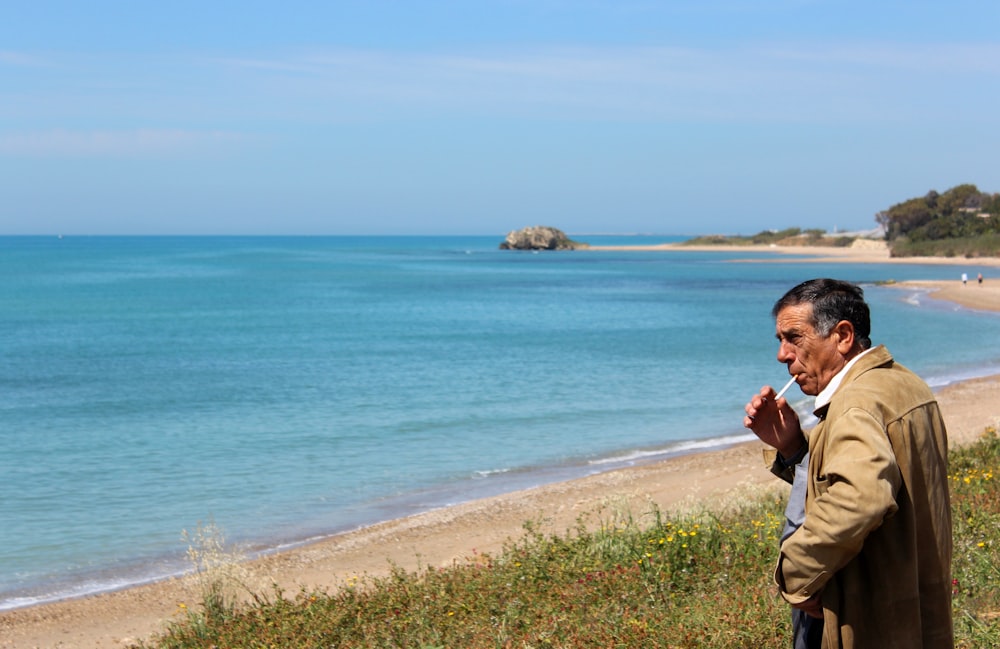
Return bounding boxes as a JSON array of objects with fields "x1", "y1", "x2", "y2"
[{"x1": 792, "y1": 608, "x2": 823, "y2": 649}]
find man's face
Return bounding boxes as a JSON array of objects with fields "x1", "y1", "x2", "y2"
[{"x1": 774, "y1": 303, "x2": 847, "y2": 396}]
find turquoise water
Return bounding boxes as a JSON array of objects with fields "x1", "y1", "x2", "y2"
[{"x1": 2, "y1": 235, "x2": 998, "y2": 610}]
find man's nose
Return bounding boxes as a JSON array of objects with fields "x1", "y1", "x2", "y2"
[{"x1": 777, "y1": 341, "x2": 794, "y2": 363}]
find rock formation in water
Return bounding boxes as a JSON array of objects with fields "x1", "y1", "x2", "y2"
[{"x1": 499, "y1": 226, "x2": 586, "y2": 250}]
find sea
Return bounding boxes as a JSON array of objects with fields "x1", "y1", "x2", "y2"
[{"x1": 2, "y1": 235, "x2": 999, "y2": 611}]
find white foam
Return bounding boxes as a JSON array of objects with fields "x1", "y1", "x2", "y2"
[{"x1": 588, "y1": 433, "x2": 756, "y2": 466}]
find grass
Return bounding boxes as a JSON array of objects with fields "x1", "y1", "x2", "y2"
[
  {"x1": 889, "y1": 233, "x2": 1000, "y2": 258},
  {"x1": 137, "y1": 427, "x2": 1000, "y2": 649},
  {"x1": 683, "y1": 228, "x2": 857, "y2": 248},
  {"x1": 949, "y1": 427, "x2": 1000, "y2": 646}
]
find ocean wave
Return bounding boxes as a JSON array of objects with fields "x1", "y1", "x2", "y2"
[
  {"x1": 587, "y1": 433, "x2": 757, "y2": 467},
  {"x1": 0, "y1": 570, "x2": 182, "y2": 612}
]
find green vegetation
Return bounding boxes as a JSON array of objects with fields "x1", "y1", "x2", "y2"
[
  {"x1": 884, "y1": 233, "x2": 1000, "y2": 259},
  {"x1": 684, "y1": 228, "x2": 855, "y2": 247},
  {"x1": 684, "y1": 227, "x2": 856, "y2": 248},
  {"x1": 878, "y1": 184, "x2": 1000, "y2": 240},
  {"x1": 685, "y1": 184, "x2": 1000, "y2": 258},
  {"x1": 877, "y1": 184, "x2": 1000, "y2": 258},
  {"x1": 138, "y1": 429, "x2": 1000, "y2": 649},
  {"x1": 875, "y1": 185, "x2": 1000, "y2": 257},
  {"x1": 948, "y1": 427, "x2": 1000, "y2": 646}
]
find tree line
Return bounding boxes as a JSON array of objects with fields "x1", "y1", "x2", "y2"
[
  {"x1": 876, "y1": 184, "x2": 1000, "y2": 257},
  {"x1": 877, "y1": 184, "x2": 1000, "y2": 244}
]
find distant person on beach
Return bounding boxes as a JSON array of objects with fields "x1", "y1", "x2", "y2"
[
  {"x1": 743, "y1": 278, "x2": 953, "y2": 649},
  {"x1": 978, "y1": 272, "x2": 983, "y2": 285},
  {"x1": 962, "y1": 272, "x2": 968, "y2": 285}
]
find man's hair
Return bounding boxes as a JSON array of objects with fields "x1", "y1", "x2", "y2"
[{"x1": 772, "y1": 278, "x2": 872, "y2": 350}]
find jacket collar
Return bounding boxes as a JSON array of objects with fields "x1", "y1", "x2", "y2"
[{"x1": 812, "y1": 345, "x2": 892, "y2": 418}]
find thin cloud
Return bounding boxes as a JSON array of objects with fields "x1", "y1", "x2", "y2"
[
  {"x1": 0, "y1": 50, "x2": 47, "y2": 67},
  {"x1": 6, "y1": 39, "x2": 998, "y2": 139},
  {"x1": 209, "y1": 40, "x2": 1000, "y2": 123},
  {"x1": 761, "y1": 41, "x2": 1000, "y2": 74},
  {"x1": 0, "y1": 129, "x2": 246, "y2": 157}
]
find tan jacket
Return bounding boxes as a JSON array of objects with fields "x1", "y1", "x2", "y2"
[{"x1": 775, "y1": 345, "x2": 953, "y2": 649}]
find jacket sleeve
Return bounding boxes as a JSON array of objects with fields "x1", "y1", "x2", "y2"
[{"x1": 774, "y1": 406, "x2": 901, "y2": 605}]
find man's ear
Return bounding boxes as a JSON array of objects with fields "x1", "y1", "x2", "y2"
[{"x1": 832, "y1": 320, "x2": 856, "y2": 353}]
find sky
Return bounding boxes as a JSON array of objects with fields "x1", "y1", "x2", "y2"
[{"x1": 2, "y1": 1, "x2": 999, "y2": 236}]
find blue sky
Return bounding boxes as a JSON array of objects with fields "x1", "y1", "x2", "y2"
[{"x1": 2, "y1": 1, "x2": 999, "y2": 236}]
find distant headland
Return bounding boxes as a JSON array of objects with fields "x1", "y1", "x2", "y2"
[{"x1": 501, "y1": 183, "x2": 1000, "y2": 258}]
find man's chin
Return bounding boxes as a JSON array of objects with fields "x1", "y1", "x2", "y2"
[{"x1": 798, "y1": 381, "x2": 819, "y2": 397}]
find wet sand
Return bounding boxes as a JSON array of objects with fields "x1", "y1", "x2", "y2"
[{"x1": 3, "y1": 246, "x2": 999, "y2": 649}]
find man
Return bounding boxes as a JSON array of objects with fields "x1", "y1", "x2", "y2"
[{"x1": 743, "y1": 279, "x2": 953, "y2": 649}]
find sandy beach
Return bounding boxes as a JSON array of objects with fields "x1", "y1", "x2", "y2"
[
  {"x1": 589, "y1": 239, "x2": 1000, "y2": 268},
  {"x1": 3, "y1": 246, "x2": 999, "y2": 649}
]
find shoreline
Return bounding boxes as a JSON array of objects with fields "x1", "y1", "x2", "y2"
[
  {"x1": 5, "y1": 374, "x2": 998, "y2": 649},
  {"x1": 3, "y1": 252, "x2": 1000, "y2": 648},
  {"x1": 0, "y1": 430, "x2": 760, "y2": 612},
  {"x1": 586, "y1": 240, "x2": 1000, "y2": 268}
]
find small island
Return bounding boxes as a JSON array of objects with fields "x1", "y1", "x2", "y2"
[{"x1": 499, "y1": 225, "x2": 588, "y2": 251}]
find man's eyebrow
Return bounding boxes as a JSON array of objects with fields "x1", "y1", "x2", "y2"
[{"x1": 775, "y1": 326, "x2": 801, "y2": 341}]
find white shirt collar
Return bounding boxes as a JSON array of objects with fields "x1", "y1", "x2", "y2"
[{"x1": 814, "y1": 347, "x2": 876, "y2": 410}]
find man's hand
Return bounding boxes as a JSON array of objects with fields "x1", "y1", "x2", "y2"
[
  {"x1": 792, "y1": 593, "x2": 824, "y2": 619},
  {"x1": 743, "y1": 383, "x2": 805, "y2": 459}
]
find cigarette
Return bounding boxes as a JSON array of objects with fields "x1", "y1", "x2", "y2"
[{"x1": 775, "y1": 375, "x2": 798, "y2": 401}]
